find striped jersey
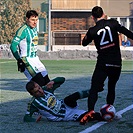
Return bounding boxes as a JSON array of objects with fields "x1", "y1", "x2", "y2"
[
  {"x1": 10, "y1": 24, "x2": 38, "y2": 60},
  {"x1": 26, "y1": 89, "x2": 66, "y2": 121}
]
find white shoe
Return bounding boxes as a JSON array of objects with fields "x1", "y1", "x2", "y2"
[{"x1": 114, "y1": 113, "x2": 122, "y2": 120}]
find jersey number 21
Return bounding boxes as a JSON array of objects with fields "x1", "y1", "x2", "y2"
[{"x1": 97, "y1": 26, "x2": 113, "y2": 45}]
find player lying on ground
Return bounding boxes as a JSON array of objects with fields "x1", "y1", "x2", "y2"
[{"x1": 23, "y1": 77, "x2": 103, "y2": 123}]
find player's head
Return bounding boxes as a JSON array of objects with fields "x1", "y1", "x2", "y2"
[
  {"x1": 26, "y1": 80, "x2": 44, "y2": 97},
  {"x1": 26, "y1": 10, "x2": 38, "y2": 28},
  {"x1": 91, "y1": 6, "x2": 104, "y2": 19}
]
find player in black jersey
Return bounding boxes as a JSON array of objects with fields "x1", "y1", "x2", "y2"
[{"x1": 80, "y1": 6, "x2": 133, "y2": 125}]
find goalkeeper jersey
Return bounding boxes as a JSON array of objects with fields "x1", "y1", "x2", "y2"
[{"x1": 10, "y1": 24, "x2": 38, "y2": 60}]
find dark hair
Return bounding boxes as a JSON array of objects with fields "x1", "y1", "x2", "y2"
[
  {"x1": 26, "y1": 10, "x2": 38, "y2": 19},
  {"x1": 92, "y1": 6, "x2": 103, "y2": 19},
  {"x1": 26, "y1": 80, "x2": 35, "y2": 94}
]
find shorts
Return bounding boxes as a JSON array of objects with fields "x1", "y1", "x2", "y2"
[
  {"x1": 22, "y1": 56, "x2": 48, "y2": 80},
  {"x1": 63, "y1": 104, "x2": 86, "y2": 121}
]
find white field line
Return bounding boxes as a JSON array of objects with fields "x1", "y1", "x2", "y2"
[
  {"x1": 79, "y1": 104, "x2": 133, "y2": 133},
  {"x1": 0, "y1": 61, "x2": 15, "y2": 64}
]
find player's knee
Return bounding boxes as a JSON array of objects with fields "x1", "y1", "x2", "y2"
[{"x1": 32, "y1": 72, "x2": 50, "y2": 86}]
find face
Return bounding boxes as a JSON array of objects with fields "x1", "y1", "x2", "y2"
[
  {"x1": 31, "y1": 83, "x2": 44, "y2": 97},
  {"x1": 26, "y1": 15, "x2": 38, "y2": 28}
]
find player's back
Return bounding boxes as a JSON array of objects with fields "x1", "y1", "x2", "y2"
[
  {"x1": 90, "y1": 19, "x2": 120, "y2": 50},
  {"x1": 89, "y1": 19, "x2": 121, "y2": 65}
]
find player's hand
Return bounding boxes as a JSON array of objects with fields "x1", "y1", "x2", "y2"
[
  {"x1": 17, "y1": 59, "x2": 25, "y2": 72},
  {"x1": 36, "y1": 115, "x2": 42, "y2": 122},
  {"x1": 46, "y1": 81, "x2": 54, "y2": 89}
]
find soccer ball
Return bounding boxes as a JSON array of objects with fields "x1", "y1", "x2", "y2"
[{"x1": 100, "y1": 104, "x2": 116, "y2": 121}]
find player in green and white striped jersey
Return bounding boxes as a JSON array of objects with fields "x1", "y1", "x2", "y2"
[
  {"x1": 23, "y1": 77, "x2": 102, "y2": 122},
  {"x1": 10, "y1": 10, "x2": 50, "y2": 86}
]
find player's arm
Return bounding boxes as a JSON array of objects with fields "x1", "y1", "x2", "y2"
[
  {"x1": 10, "y1": 27, "x2": 27, "y2": 60},
  {"x1": 10, "y1": 31, "x2": 26, "y2": 72},
  {"x1": 23, "y1": 100, "x2": 39, "y2": 122},
  {"x1": 23, "y1": 112, "x2": 36, "y2": 122},
  {"x1": 82, "y1": 29, "x2": 93, "y2": 46},
  {"x1": 10, "y1": 35, "x2": 21, "y2": 60},
  {"x1": 10, "y1": 35, "x2": 26, "y2": 72},
  {"x1": 116, "y1": 20, "x2": 133, "y2": 40}
]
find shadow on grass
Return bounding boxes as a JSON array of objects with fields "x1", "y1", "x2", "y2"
[
  {"x1": 1, "y1": 72, "x2": 133, "y2": 133},
  {"x1": 0, "y1": 78, "x2": 27, "y2": 91},
  {"x1": 0, "y1": 76, "x2": 92, "y2": 133}
]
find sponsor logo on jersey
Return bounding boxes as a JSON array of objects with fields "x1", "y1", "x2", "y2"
[
  {"x1": 32, "y1": 36, "x2": 38, "y2": 45},
  {"x1": 47, "y1": 96, "x2": 56, "y2": 108},
  {"x1": 100, "y1": 43, "x2": 115, "y2": 49}
]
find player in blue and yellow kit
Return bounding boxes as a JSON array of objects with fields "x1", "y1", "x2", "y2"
[{"x1": 10, "y1": 10, "x2": 50, "y2": 86}]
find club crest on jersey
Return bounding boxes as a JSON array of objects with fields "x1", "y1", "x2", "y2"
[
  {"x1": 47, "y1": 96, "x2": 56, "y2": 108},
  {"x1": 32, "y1": 36, "x2": 38, "y2": 45}
]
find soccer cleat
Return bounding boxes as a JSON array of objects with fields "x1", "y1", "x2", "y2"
[
  {"x1": 80, "y1": 110, "x2": 95, "y2": 125},
  {"x1": 93, "y1": 112, "x2": 103, "y2": 121}
]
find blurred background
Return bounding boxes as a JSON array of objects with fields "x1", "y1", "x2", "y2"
[{"x1": 0, "y1": 0, "x2": 133, "y2": 52}]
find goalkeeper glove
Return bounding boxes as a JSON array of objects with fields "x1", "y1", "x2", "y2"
[{"x1": 17, "y1": 59, "x2": 25, "y2": 72}]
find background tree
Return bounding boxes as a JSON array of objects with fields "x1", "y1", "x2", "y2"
[
  {"x1": 0, "y1": 0, "x2": 31, "y2": 44},
  {"x1": 0, "y1": 0, "x2": 46, "y2": 45}
]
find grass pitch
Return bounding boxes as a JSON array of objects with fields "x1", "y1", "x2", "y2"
[{"x1": 0, "y1": 59, "x2": 133, "y2": 133}]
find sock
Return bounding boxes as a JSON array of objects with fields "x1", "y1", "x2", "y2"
[{"x1": 78, "y1": 90, "x2": 89, "y2": 99}]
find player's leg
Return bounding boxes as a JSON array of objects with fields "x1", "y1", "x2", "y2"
[
  {"x1": 106, "y1": 66, "x2": 121, "y2": 105},
  {"x1": 64, "y1": 90, "x2": 89, "y2": 108},
  {"x1": 23, "y1": 57, "x2": 50, "y2": 86},
  {"x1": 88, "y1": 64, "x2": 107, "y2": 111},
  {"x1": 31, "y1": 57, "x2": 50, "y2": 86},
  {"x1": 78, "y1": 111, "x2": 103, "y2": 122},
  {"x1": 32, "y1": 72, "x2": 50, "y2": 86},
  {"x1": 51, "y1": 77, "x2": 65, "y2": 91},
  {"x1": 80, "y1": 64, "x2": 107, "y2": 124}
]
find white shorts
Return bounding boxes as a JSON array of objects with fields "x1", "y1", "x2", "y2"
[
  {"x1": 23, "y1": 56, "x2": 48, "y2": 80},
  {"x1": 63, "y1": 104, "x2": 86, "y2": 121}
]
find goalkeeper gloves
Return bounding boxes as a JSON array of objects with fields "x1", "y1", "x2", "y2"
[{"x1": 17, "y1": 59, "x2": 25, "y2": 72}]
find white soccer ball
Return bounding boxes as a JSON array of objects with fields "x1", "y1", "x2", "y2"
[{"x1": 100, "y1": 104, "x2": 116, "y2": 121}]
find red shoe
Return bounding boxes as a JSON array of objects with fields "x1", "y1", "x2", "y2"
[{"x1": 80, "y1": 110, "x2": 95, "y2": 125}]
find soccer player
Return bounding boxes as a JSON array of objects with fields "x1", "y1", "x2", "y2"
[
  {"x1": 80, "y1": 6, "x2": 133, "y2": 125},
  {"x1": 23, "y1": 77, "x2": 102, "y2": 122},
  {"x1": 10, "y1": 10, "x2": 50, "y2": 86}
]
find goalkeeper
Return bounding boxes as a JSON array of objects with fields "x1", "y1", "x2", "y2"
[
  {"x1": 23, "y1": 77, "x2": 102, "y2": 122},
  {"x1": 10, "y1": 10, "x2": 50, "y2": 86}
]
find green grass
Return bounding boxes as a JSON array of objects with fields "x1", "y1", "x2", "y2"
[
  {"x1": 0, "y1": 59, "x2": 133, "y2": 133},
  {"x1": 0, "y1": 59, "x2": 132, "y2": 75},
  {"x1": 121, "y1": 60, "x2": 133, "y2": 72}
]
